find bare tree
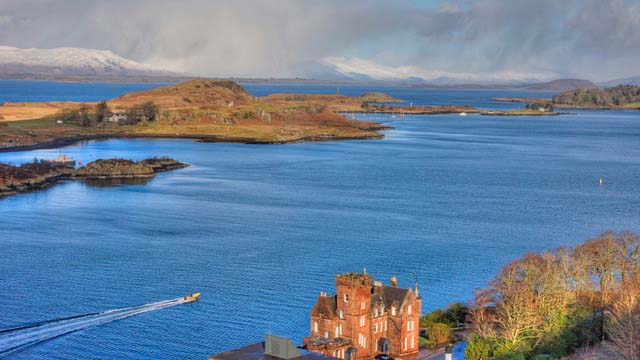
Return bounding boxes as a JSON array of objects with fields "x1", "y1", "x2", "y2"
[
  {"x1": 78, "y1": 104, "x2": 91, "y2": 127},
  {"x1": 605, "y1": 277, "x2": 640, "y2": 360}
]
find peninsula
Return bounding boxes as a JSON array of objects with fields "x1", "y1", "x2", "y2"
[
  {"x1": 492, "y1": 84, "x2": 640, "y2": 110},
  {"x1": 0, "y1": 80, "x2": 393, "y2": 150},
  {"x1": 0, "y1": 80, "x2": 561, "y2": 152},
  {"x1": 0, "y1": 157, "x2": 187, "y2": 198}
]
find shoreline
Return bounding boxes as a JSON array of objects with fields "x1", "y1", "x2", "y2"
[
  {"x1": 0, "y1": 129, "x2": 390, "y2": 153},
  {"x1": 0, "y1": 157, "x2": 188, "y2": 198}
]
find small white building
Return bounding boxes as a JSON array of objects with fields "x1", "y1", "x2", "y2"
[{"x1": 108, "y1": 112, "x2": 128, "y2": 123}]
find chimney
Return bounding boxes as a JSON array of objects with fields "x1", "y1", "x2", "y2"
[
  {"x1": 374, "y1": 281, "x2": 382, "y2": 287},
  {"x1": 390, "y1": 276, "x2": 398, "y2": 287}
]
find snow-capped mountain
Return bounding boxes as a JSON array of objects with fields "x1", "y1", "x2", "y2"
[
  {"x1": 315, "y1": 57, "x2": 559, "y2": 85},
  {"x1": 0, "y1": 46, "x2": 176, "y2": 77}
]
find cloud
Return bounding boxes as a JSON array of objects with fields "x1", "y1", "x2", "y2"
[
  {"x1": 0, "y1": 15, "x2": 12, "y2": 27},
  {"x1": 0, "y1": 0, "x2": 639, "y2": 81}
]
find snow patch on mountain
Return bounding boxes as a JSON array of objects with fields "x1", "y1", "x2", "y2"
[
  {"x1": 320, "y1": 56, "x2": 559, "y2": 85},
  {"x1": 0, "y1": 46, "x2": 175, "y2": 76}
]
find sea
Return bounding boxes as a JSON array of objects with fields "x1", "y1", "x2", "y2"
[{"x1": 0, "y1": 80, "x2": 639, "y2": 359}]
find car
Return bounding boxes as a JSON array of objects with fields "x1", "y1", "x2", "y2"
[{"x1": 374, "y1": 355, "x2": 393, "y2": 360}]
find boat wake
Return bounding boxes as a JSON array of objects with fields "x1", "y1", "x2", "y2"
[{"x1": 0, "y1": 296, "x2": 193, "y2": 357}]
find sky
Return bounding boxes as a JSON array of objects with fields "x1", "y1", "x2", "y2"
[{"x1": 0, "y1": 0, "x2": 639, "y2": 82}]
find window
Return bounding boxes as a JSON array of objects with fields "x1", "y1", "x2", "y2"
[
  {"x1": 325, "y1": 331, "x2": 329, "y2": 339},
  {"x1": 361, "y1": 302, "x2": 366, "y2": 310},
  {"x1": 374, "y1": 324, "x2": 377, "y2": 333},
  {"x1": 339, "y1": 310, "x2": 344, "y2": 319},
  {"x1": 339, "y1": 324, "x2": 343, "y2": 335},
  {"x1": 314, "y1": 321, "x2": 318, "y2": 333},
  {"x1": 407, "y1": 320, "x2": 414, "y2": 331},
  {"x1": 335, "y1": 326, "x2": 340, "y2": 338},
  {"x1": 404, "y1": 337, "x2": 407, "y2": 351},
  {"x1": 408, "y1": 305, "x2": 412, "y2": 315},
  {"x1": 411, "y1": 336, "x2": 415, "y2": 349},
  {"x1": 358, "y1": 334, "x2": 367, "y2": 348},
  {"x1": 391, "y1": 306, "x2": 396, "y2": 316},
  {"x1": 374, "y1": 307, "x2": 378, "y2": 317},
  {"x1": 380, "y1": 306, "x2": 384, "y2": 315},
  {"x1": 344, "y1": 294, "x2": 349, "y2": 302},
  {"x1": 385, "y1": 321, "x2": 387, "y2": 331},
  {"x1": 360, "y1": 315, "x2": 365, "y2": 327}
]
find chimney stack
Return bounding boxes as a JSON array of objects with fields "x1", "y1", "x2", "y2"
[{"x1": 390, "y1": 276, "x2": 398, "y2": 287}]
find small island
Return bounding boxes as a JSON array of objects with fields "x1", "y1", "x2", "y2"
[{"x1": 0, "y1": 157, "x2": 188, "y2": 198}]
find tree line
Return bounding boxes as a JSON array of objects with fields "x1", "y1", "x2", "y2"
[
  {"x1": 465, "y1": 231, "x2": 640, "y2": 360},
  {"x1": 58, "y1": 101, "x2": 158, "y2": 126}
]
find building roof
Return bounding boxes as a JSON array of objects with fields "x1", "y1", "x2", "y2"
[
  {"x1": 381, "y1": 286, "x2": 411, "y2": 310},
  {"x1": 311, "y1": 295, "x2": 337, "y2": 318},
  {"x1": 210, "y1": 336, "x2": 338, "y2": 360}
]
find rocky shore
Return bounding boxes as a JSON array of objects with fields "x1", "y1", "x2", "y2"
[{"x1": 0, "y1": 157, "x2": 188, "y2": 198}]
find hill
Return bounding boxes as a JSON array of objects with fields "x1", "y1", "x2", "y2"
[
  {"x1": 601, "y1": 75, "x2": 640, "y2": 87},
  {"x1": 111, "y1": 79, "x2": 254, "y2": 108},
  {"x1": 358, "y1": 92, "x2": 403, "y2": 103},
  {"x1": 552, "y1": 85, "x2": 640, "y2": 108},
  {"x1": 525, "y1": 78, "x2": 597, "y2": 91}
]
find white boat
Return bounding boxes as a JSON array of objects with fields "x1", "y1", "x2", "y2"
[{"x1": 459, "y1": 112, "x2": 468, "y2": 117}]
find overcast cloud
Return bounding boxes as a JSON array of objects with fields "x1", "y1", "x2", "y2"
[{"x1": 0, "y1": 0, "x2": 639, "y2": 81}]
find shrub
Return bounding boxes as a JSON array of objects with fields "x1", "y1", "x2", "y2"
[
  {"x1": 426, "y1": 323, "x2": 451, "y2": 345},
  {"x1": 465, "y1": 334, "x2": 493, "y2": 360}
]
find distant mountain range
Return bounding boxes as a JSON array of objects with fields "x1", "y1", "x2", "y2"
[
  {"x1": 600, "y1": 75, "x2": 640, "y2": 87},
  {"x1": 1, "y1": 45, "x2": 639, "y2": 89},
  {"x1": 0, "y1": 46, "x2": 179, "y2": 80},
  {"x1": 523, "y1": 79, "x2": 598, "y2": 91}
]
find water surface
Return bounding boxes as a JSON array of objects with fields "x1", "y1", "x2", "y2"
[{"x1": 0, "y1": 82, "x2": 638, "y2": 359}]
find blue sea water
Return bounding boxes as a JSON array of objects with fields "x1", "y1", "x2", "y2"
[{"x1": 0, "y1": 81, "x2": 639, "y2": 359}]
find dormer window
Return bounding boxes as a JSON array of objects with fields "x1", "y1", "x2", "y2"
[
  {"x1": 374, "y1": 307, "x2": 378, "y2": 317},
  {"x1": 408, "y1": 305, "x2": 412, "y2": 315},
  {"x1": 391, "y1": 306, "x2": 397, "y2": 316}
]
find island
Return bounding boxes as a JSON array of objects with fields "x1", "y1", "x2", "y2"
[
  {"x1": 0, "y1": 157, "x2": 187, "y2": 198},
  {"x1": 492, "y1": 84, "x2": 640, "y2": 110}
]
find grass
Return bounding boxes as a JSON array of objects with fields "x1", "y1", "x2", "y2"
[{"x1": 623, "y1": 102, "x2": 640, "y2": 109}]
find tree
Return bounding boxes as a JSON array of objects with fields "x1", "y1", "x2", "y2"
[
  {"x1": 466, "y1": 231, "x2": 640, "y2": 359},
  {"x1": 443, "y1": 302, "x2": 468, "y2": 327},
  {"x1": 95, "y1": 101, "x2": 110, "y2": 124},
  {"x1": 78, "y1": 103, "x2": 91, "y2": 127},
  {"x1": 141, "y1": 101, "x2": 158, "y2": 121},
  {"x1": 421, "y1": 309, "x2": 444, "y2": 327},
  {"x1": 578, "y1": 233, "x2": 619, "y2": 307},
  {"x1": 426, "y1": 323, "x2": 451, "y2": 345},
  {"x1": 605, "y1": 277, "x2": 640, "y2": 360},
  {"x1": 465, "y1": 334, "x2": 493, "y2": 360}
]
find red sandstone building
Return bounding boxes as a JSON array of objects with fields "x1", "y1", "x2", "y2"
[{"x1": 303, "y1": 272, "x2": 421, "y2": 360}]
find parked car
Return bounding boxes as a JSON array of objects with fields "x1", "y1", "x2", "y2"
[{"x1": 375, "y1": 355, "x2": 393, "y2": 360}]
